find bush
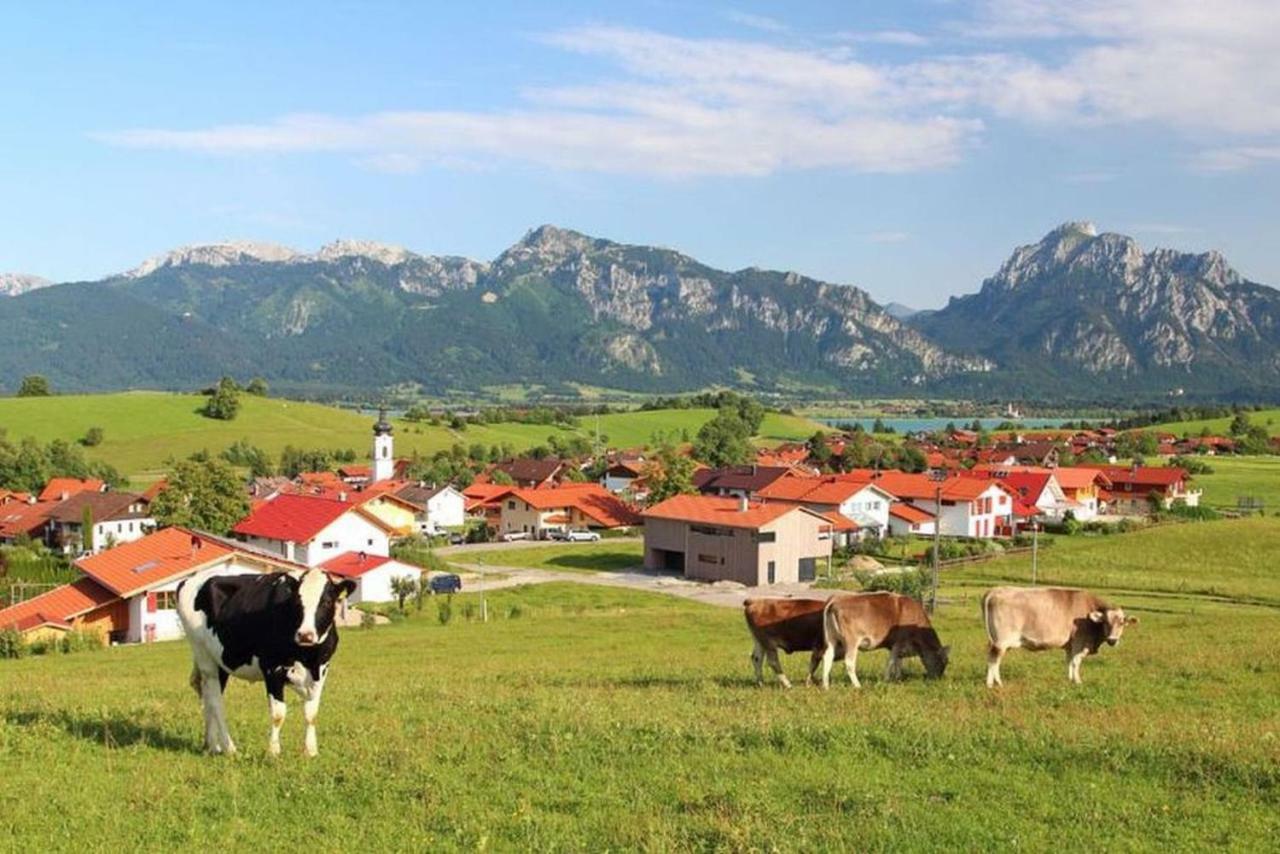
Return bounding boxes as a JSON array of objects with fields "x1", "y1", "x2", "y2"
[
  {"x1": 59, "y1": 630, "x2": 103, "y2": 654},
  {"x1": 81, "y1": 427, "x2": 105, "y2": 447},
  {"x1": 852, "y1": 566, "x2": 932, "y2": 602},
  {"x1": 1155, "y1": 502, "x2": 1221, "y2": 523},
  {"x1": 0, "y1": 628, "x2": 27, "y2": 659},
  {"x1": 461, "y1": 602, "x2": 478, "y2": 622},
  {"x1": 437, "y1": 594, "x2": 454, "y2": 625},
  {"x1": 506, "y1": 604, "x2": 524, "y2": 620}
]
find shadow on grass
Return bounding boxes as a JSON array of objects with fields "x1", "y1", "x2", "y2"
[{"x1": 4, "y1": 708, "x2": 195, "y2": 753}]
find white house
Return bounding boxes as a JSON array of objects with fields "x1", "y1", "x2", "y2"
[
  {"x1": 231, "y1": 494, "x2": 394, "y2": 566},
  {"x1": 321, "y1": 551, "x2": 423, "y2": 605},
  {"x1": 874, "y1": 473, "x2": 1016, "y2": 538},
  {"x1": 756, "y1": 475, "x2": 896, "y2": 543},
  {"x1": 396, "y1": 483, "x2": 467, "y2": 535},
  {"x1": 46, "y1": 491, "x2": 155, "y2": 555}
]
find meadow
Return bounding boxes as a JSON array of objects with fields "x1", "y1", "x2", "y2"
[
  {"x1": 0, "y1": 392, "x2": 820, "y2": 482},
  {"x1": 2, "y1": 519, "x2": 1279, "y2": 850},
  {"x1": 452, "y1": 542, "x2": 645, "y2": 574},
  {"x1": 1179, "y1": 455, "x2": 1280, "y2": 511},
  {"x1": 1149, "y1": 407, "x2": 1280, "y2": 438}
]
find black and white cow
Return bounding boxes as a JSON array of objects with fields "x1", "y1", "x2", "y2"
[{"x1": 176, "y1": 566, "x2": 356, "y2": 757}]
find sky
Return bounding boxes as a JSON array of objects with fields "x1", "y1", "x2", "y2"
[{"x1": 3, "y1": 0, "x2": 1280, "y2": 308}]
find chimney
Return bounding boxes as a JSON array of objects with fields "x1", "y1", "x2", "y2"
[
  {"x1": 358, "y1": 550, "x2": 367, "y2": 563},
  {"x1": 338, "y1": 491, "x2": 348, "y2": 502},
  {"x1": 190, "y1": 535, "x2": 202, "y2": 554},
  {"x1": 738, "y1": 494, "x2": 749, "y2": 512}
]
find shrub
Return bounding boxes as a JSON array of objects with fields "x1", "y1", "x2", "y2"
[
  {"x1": 59, "y1": 630, "x2": 103, "y2": 654},
  {"x1": 461, "y1": 602, "x2": 478, "y2": 622},
  {"x1": 81, "y1": 427, "x2": 105, "y2": 447},
  {"x1": 506, "y1": 604, "x2": 524, "y2": 620},
  {"x1": 852, "y1": 566, "x2": 932, "y2": 602},
  {"x1": 360, "y1": 609, "x2": 376, "y2": 630},
  {"x1": 0, "y1": 628, "x2": 27, "y2": 659},
  {"x1": 437, "y1": 594, "x2": 454, "y2": 626}
]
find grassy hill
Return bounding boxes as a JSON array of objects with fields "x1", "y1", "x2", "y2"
[
  {"x1": 0, "y1": 392, "x2": 822, "y2": 481},
  {"x1": 1146, "y1": 408, "x2": 1280, "y2": 437}
]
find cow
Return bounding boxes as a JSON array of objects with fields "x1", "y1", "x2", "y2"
[
  {"x1": 982, "y1": 586, "x2": 1137, "y2": 687},
  {"x1": 818, "y1": 592, "x2": 950, "y2": 689},
  {"x1": 742, "y1": 597, "x2": 832, "y2": 687},
  {"x1": 176, "y1": 566, "x2": 357, "y2": 757}
]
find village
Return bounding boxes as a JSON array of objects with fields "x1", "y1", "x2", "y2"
[{"x1": 0, "y1": 401, "x2": 1234, "y2": 651}]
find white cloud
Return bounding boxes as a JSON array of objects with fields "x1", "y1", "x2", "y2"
[
  {"x1": 94, "y1": 2, "x2": 1280, "y2": 177},
  {"x1": 724, "y1": 11, "x2": 788, "y2": 34},
  {"x1": 835, "y1": 30, "x2": 931, "y2": 47}
]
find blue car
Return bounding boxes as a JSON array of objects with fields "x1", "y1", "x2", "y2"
[{"x1": 429, "y1": 573, "x2": 462, "y2": 594}]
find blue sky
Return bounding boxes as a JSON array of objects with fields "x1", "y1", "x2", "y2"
[{"x1": 3, "y1": 0, "x2": 1279, "y2": 308}]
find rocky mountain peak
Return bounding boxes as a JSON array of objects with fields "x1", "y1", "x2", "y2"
[
  {"x1": 0, "y1": 273, "x2": 53, "y2": 297},
  {"x1": 126, "y1": 241, "x2": 300, "y2": 277},
  {"x1": 313, "y1": 239, "x2": 416, "y2": 266}
]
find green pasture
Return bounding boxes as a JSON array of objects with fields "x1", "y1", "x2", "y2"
[{"x1": 1147, "y1": 408, "x2": 1280, "y2": 438}]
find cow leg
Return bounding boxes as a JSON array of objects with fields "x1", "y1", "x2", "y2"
[
  {"x1": 818, "y1": 642, "x2": 836, "y2": 690},
  {"x1": 1067, "y1": 646, "x2": 1089, "y2": 685},
  {"x1": 751, "y1": 640, "x2": 765, "y2": 687},
  {"x1": 190, "y1": 667, "x2": 218, "y2": 752},
  {"x1": 302, "y1": 671, "x2": 327, "y2": 757},
  {"x1": 202, "y1": 670, "x2": 236, "y2": 756},
  {"x1": 985, "y1": 645, "x2": 1005, "y2": 688},
  {"x1": 845, "y1": 643, "x2": 861, "y2": 689},
  {"x1": 884, "y1": 646, "x2": 903, "y2": 682},
  {"x1": 765, "y1": 648, "x2": 792, "y2": 689},
  {"x1": 265, "y1": 674, "x2": 288, "y2": 757}
]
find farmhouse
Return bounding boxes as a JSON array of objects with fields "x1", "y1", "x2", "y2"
[
  {"x1": 871, "y1": 472, "x2": 1017, "y2": 538},
  {"x1": 481, "y1": 457, "x2": 568, "y2": 488},
  {"x1": 231, "y1": 494, "x2": 395, "y2": 566},
  {"x1": 496, "y1": 484, "x2": 639, "y2": 538},
  {"x1": 642, "y1": 494, "x2": 833, "y2": 586},
  {"x1": 320, "y1": 551, "x2": 423, "y2": 605},
  {"x1": 394, "y1": 482, "x2": 467, "y2": 535},
  {"x1": 755, "y1": 474, "x2": 896, "y2": 544},
  {"x1": 45, "y1": 491, "x2": 154, "y2": 555},
  {"x1": 1086, "y1": 465, "x2": 1200, "y2": 515},
  {"x1": 37, "y1": 478, "x2": 105, "y2": 503},
  {"x1": 600, "y1": 458, "x2": 646, "y2": 494},
  {"x1": 0, "y1": 527, "x2": 300, "y2": 644},
  {"x1": 887, "y1": 502, "x2": 936, "y2": 536},
  {"x1": 0, "y1": 501, "x2": 56, "y2": 545},
  {"x1": 693, "y1": 465, "x2": 799, "y2": 498}
]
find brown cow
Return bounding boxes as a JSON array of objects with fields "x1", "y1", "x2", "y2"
[
  {"x1": 982, "y1": 586, "x2": 1137, "y2": 687},
  {"x1": 742, "y1": 597, "x2": 835, "y2": 688},
  {"x1": 819, "y1": 592, "x2": 950, "y2": 688}
]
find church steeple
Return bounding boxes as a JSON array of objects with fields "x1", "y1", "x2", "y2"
[{"x1": 372, "y1": 407, "x2": 394, "y2": 482}]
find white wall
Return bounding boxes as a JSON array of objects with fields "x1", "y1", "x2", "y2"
[
  {"x1": 91, "y1": 517, "x2": 155, "y2": 554},
  {"x1": 836, "y1": 486, "x2": 892, "y2": 532},
  {"x1": 425, "y1": 488, "x2": 466, "y2": 532},
  {"x1": 349, "y1": 560, "x2": 423, "y2": 605}
]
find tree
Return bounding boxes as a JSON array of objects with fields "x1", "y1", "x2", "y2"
[
  {"x1": 81, "y1": 426, "x2": 105, "y2": 447},
  {"x1": 150, "y1": 457, "x2": 250, "y2": 534},
  {"x1": 389, "y1": 576, "x2": 418, "y2": 614},
  {"x1": 245, "y1": 377, "x2": 269, "y2": 397},
  {"x1": 81, "y1": 506, "x2": 94, "y2": 554},
  {"x1": 17, "y1": 375, "x2": 50, "y2": 397},
  {"x1": 203, "y1": 376, "x2": 241, "y2": 421},
  {"x1": 645, "y1": 443, "x2": 697, "y2": 504},
  {"x1": 692, "y1": 408, "x2": 752, "y2": 467},
  {"x1": 1228, "y1": 413, "x2": 1251, "y2": 437},
  {"x1": 489, "y1": 469, "x2": 514, "y2": 486},
  {"x1": 807, "y1": 431, "x2": 832, "y2": 468}
]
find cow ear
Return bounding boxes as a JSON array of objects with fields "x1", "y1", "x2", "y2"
[
  {"x1": 1088, "y1": 610, "x2": 1106, "y2": 623},
  {"x1": 1125, "y1": 615, "x2": 1139, "y2": 626},
  {"x1": 333, "y1": 578, "x2": 357, "y2": 600}
]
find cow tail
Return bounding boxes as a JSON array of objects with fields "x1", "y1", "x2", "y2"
[
  {"x1": 981, "y1": 590, "x2": 996, "y2": 645},
  {"x1": 822, "y1": 599, "x2": 843, "y2": 653}
]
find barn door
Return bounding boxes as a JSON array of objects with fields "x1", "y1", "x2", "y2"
[{"x1": 798, "y1": 558, "x2": 817, "y2": 582}]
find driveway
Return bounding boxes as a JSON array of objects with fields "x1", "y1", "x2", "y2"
[
  {"x1": 434, "y1": 536, "x2": 641, "y2": 556},
  {"x1": 445, "y1": 561, "x2": 833, "y2": 609}
]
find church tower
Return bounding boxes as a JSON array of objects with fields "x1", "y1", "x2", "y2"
[{"x1": 372, "y1": 407, "x2": 394, "y2": 482}]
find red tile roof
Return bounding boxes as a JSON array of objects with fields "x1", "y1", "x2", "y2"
[
  {"x1": 756, "y1": 475, "x2": 893, "y2": 505},
  {"x1": 37, "y1": 478, "x2": 104, "y2": 503},
  {"x1": 320, "y1": 551, "x2": 392, "y2": 578},
  {"x1": 510, "y1": 484, "x2": 641, "y2": 527},
  {"x1": 0, "y1": 501, "x2": 56, "y2": 539},
  {"x1": 0, "y1": 576, "x2": 118, "y2": 631},
  {"x1": 232, "y1": 494, "x2": 391, "y2": 543},
  {"x1": 871, "y1": 472, "x2": 1010, "y2": 502},
  {"x1": 888, "y1": 503, "x2": 934, "y2": 524},
  {"x1": 644, "y1": 494, "x2": 827, "y2": 530},
  {"x1": 75, "y1": 526, "x2": 238, "y2": 597},
  {"x1": 1084, "y1": 466, "x2": 1188, "y2": 489}
]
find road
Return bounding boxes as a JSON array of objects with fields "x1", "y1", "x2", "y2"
[{"x1": 433, "y1": 536, "x2": 640, "y2": 556}]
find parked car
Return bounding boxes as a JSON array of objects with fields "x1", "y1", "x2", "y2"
[
  {"x1": 566, "y1": 529, "x2": 601, "y2": 542},
  {"x1": 544, "y1": 528, "x2": 568, "y2": 541},
  {"x1": 447, "y1": 532, "x2": 465, "y2": 546},
  {"x1": 500, "y1": 530, "x2": 531, "y2": 542},
  {"x1": 429, "y1": 573, "x2": 462, "y2": 594}
]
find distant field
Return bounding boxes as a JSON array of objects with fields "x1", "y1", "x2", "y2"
[
  {"x1": 1147, "y1": 408, "x2": 1280, "y2": 437},
  {"x1": 454, "y1": 541, "x2": 645, "y2": 574},
  {"x1": 1182, "y1": 455, "x2": 1280, "y2": 510},
  {"x1": 1, "y1": 574, "x2": 1277, "y2": 849},
  {"x1": 0, "y1": 393, "x2": 822, "y2": 481}
]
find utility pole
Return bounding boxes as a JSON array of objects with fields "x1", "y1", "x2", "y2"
[
  {"x1": 928, "y1": 471, "x2": 945, "y2": 614},
  {"x1": 1031, "y1": 521, "x2": 1039, "y2": 585},
  {"x1": 478, "y1": 555, "x2": 488, "y2": 623}
]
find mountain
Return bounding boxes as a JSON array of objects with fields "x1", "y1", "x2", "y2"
[
  {"x1": 912, "y1": 222, "x2": 1280, "y2": 397},
  {"x1": 0, "y1": 223, "x2": 1276, "y2": 400},
  {"x1": 0, "y1": 273, "x2": 53, "y2": 297},
  {"x1": 882, "y1": 302, "x2": 920, "y2": 321}
]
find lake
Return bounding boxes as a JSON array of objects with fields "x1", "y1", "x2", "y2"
[{"x1": 815, "y1": 416, "x2": 1077, "y2": 434}]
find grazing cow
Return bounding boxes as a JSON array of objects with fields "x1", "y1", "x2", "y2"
[
  {"x1": 176, "y1": 567, "x2": 356, "y2": 757},
  {"x1": 742, "y1": 597, "x2": 834, "y2": 687},
  {"x1": 982, "y1": 586, "x2": 1137, "y2": 687},
  {"x1": 819, "y1": 592, "x2": 950, "y2": 688}
]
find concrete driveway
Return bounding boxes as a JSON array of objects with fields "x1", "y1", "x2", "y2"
[{"x1": 434, "y1": 537, "x2": 640, "y2": 556}]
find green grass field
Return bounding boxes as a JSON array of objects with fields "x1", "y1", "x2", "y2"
[
  {"x1": 454, "y1": 542, "x2": 645, "y2": 574},
  {"x1": 1148, "y1": 408, "x2": 1280, "y2": 437},
  {"x1": 0, "y1": 392, "x2": 821, "y2": 482},
  {"x1": 1180, "y1": 455, "x2": 1280, "y2": 511}
]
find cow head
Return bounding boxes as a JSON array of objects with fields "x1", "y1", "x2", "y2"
[
  {"x1": 292, "y1": 569, "x2": 357, "y2": 647},
  {"x1": 1088, "y1": 608, "x2": 1137, "y2": 646},
  {"x1": 922, "y1": 644, "x2": 951, "y2": 679}
]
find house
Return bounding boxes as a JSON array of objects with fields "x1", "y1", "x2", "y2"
[
  {"x1": 755, "y1": 475, "x2": 897, "y2": 545},
  {"x1": 0, "y1": 501, "x2": 56, "y2": 545},
  {"x1": 1084, "y1": 466, "x2": 1199, "y2": 514},
  {"x1": 600, "y1": 458, "x2": 646, "y2": 494},
  {"x1": 642, "y1": 494, "x2": 833, "y2": 586},
  {"x1": 37, "y1": 478, "x2": 105, "y2": 503},
  {"x1": 347, "y1": 491, "x2": 420, "y2": 537},
  {"x1": 482, "y1": 457, "x2": 567, "y2": 488},
  {"x1": 0, "y1": 527, "x2": 301, "y2": 645},
  {"x1": 45, "y1": 491, "x2": 154, "y2": 555},
  {"x1": 887, "y1": 502, "x2": 936, "y2": 537},
  {"x1": 231, "y1": 494, "x2": 395, "y2": 566},
  {"x1": 320, "y1": 551, "x2": 423, "y2": 605},
  {"x1": 394, "y1": 483, "x2": 467, "y2": 535},
  {"x1": 496, "y1": 484, "x2": 640, "y2": 538},
  {"x1": 693, "y1": 465, "x2": 799, "y2": 498},
  {"x1": 870, "y1": 472, "x2": 1016, "y2": 538},
  {"x1": 337, "y1": 465, "x2": 372, "y2": 485}
]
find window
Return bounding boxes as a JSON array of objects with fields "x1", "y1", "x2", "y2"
[
  {"x1": 321, "y1": 541, "x2": 338, "y2": 549},
  {"x1": 767, "y1": 561, "x2": 776, "y2": 584},
  {"x1": 690, "y1": 524, "x2": 731, "y2": 537},
  {"x1": 153, "y1": 590, "x2": 177, "y2": 610},
  {"x1": 367, "y1": 539, "x2": 374, "y2": 546},
  {"x1": 697, "y1": 553, "x2": 720, "y2": 565},
  {"x1": 753, "y1": 531, "x2": 776, "y2": 543},
  {"x1": 507, "y1": 500, "x2": 517, "y2": 510}
]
